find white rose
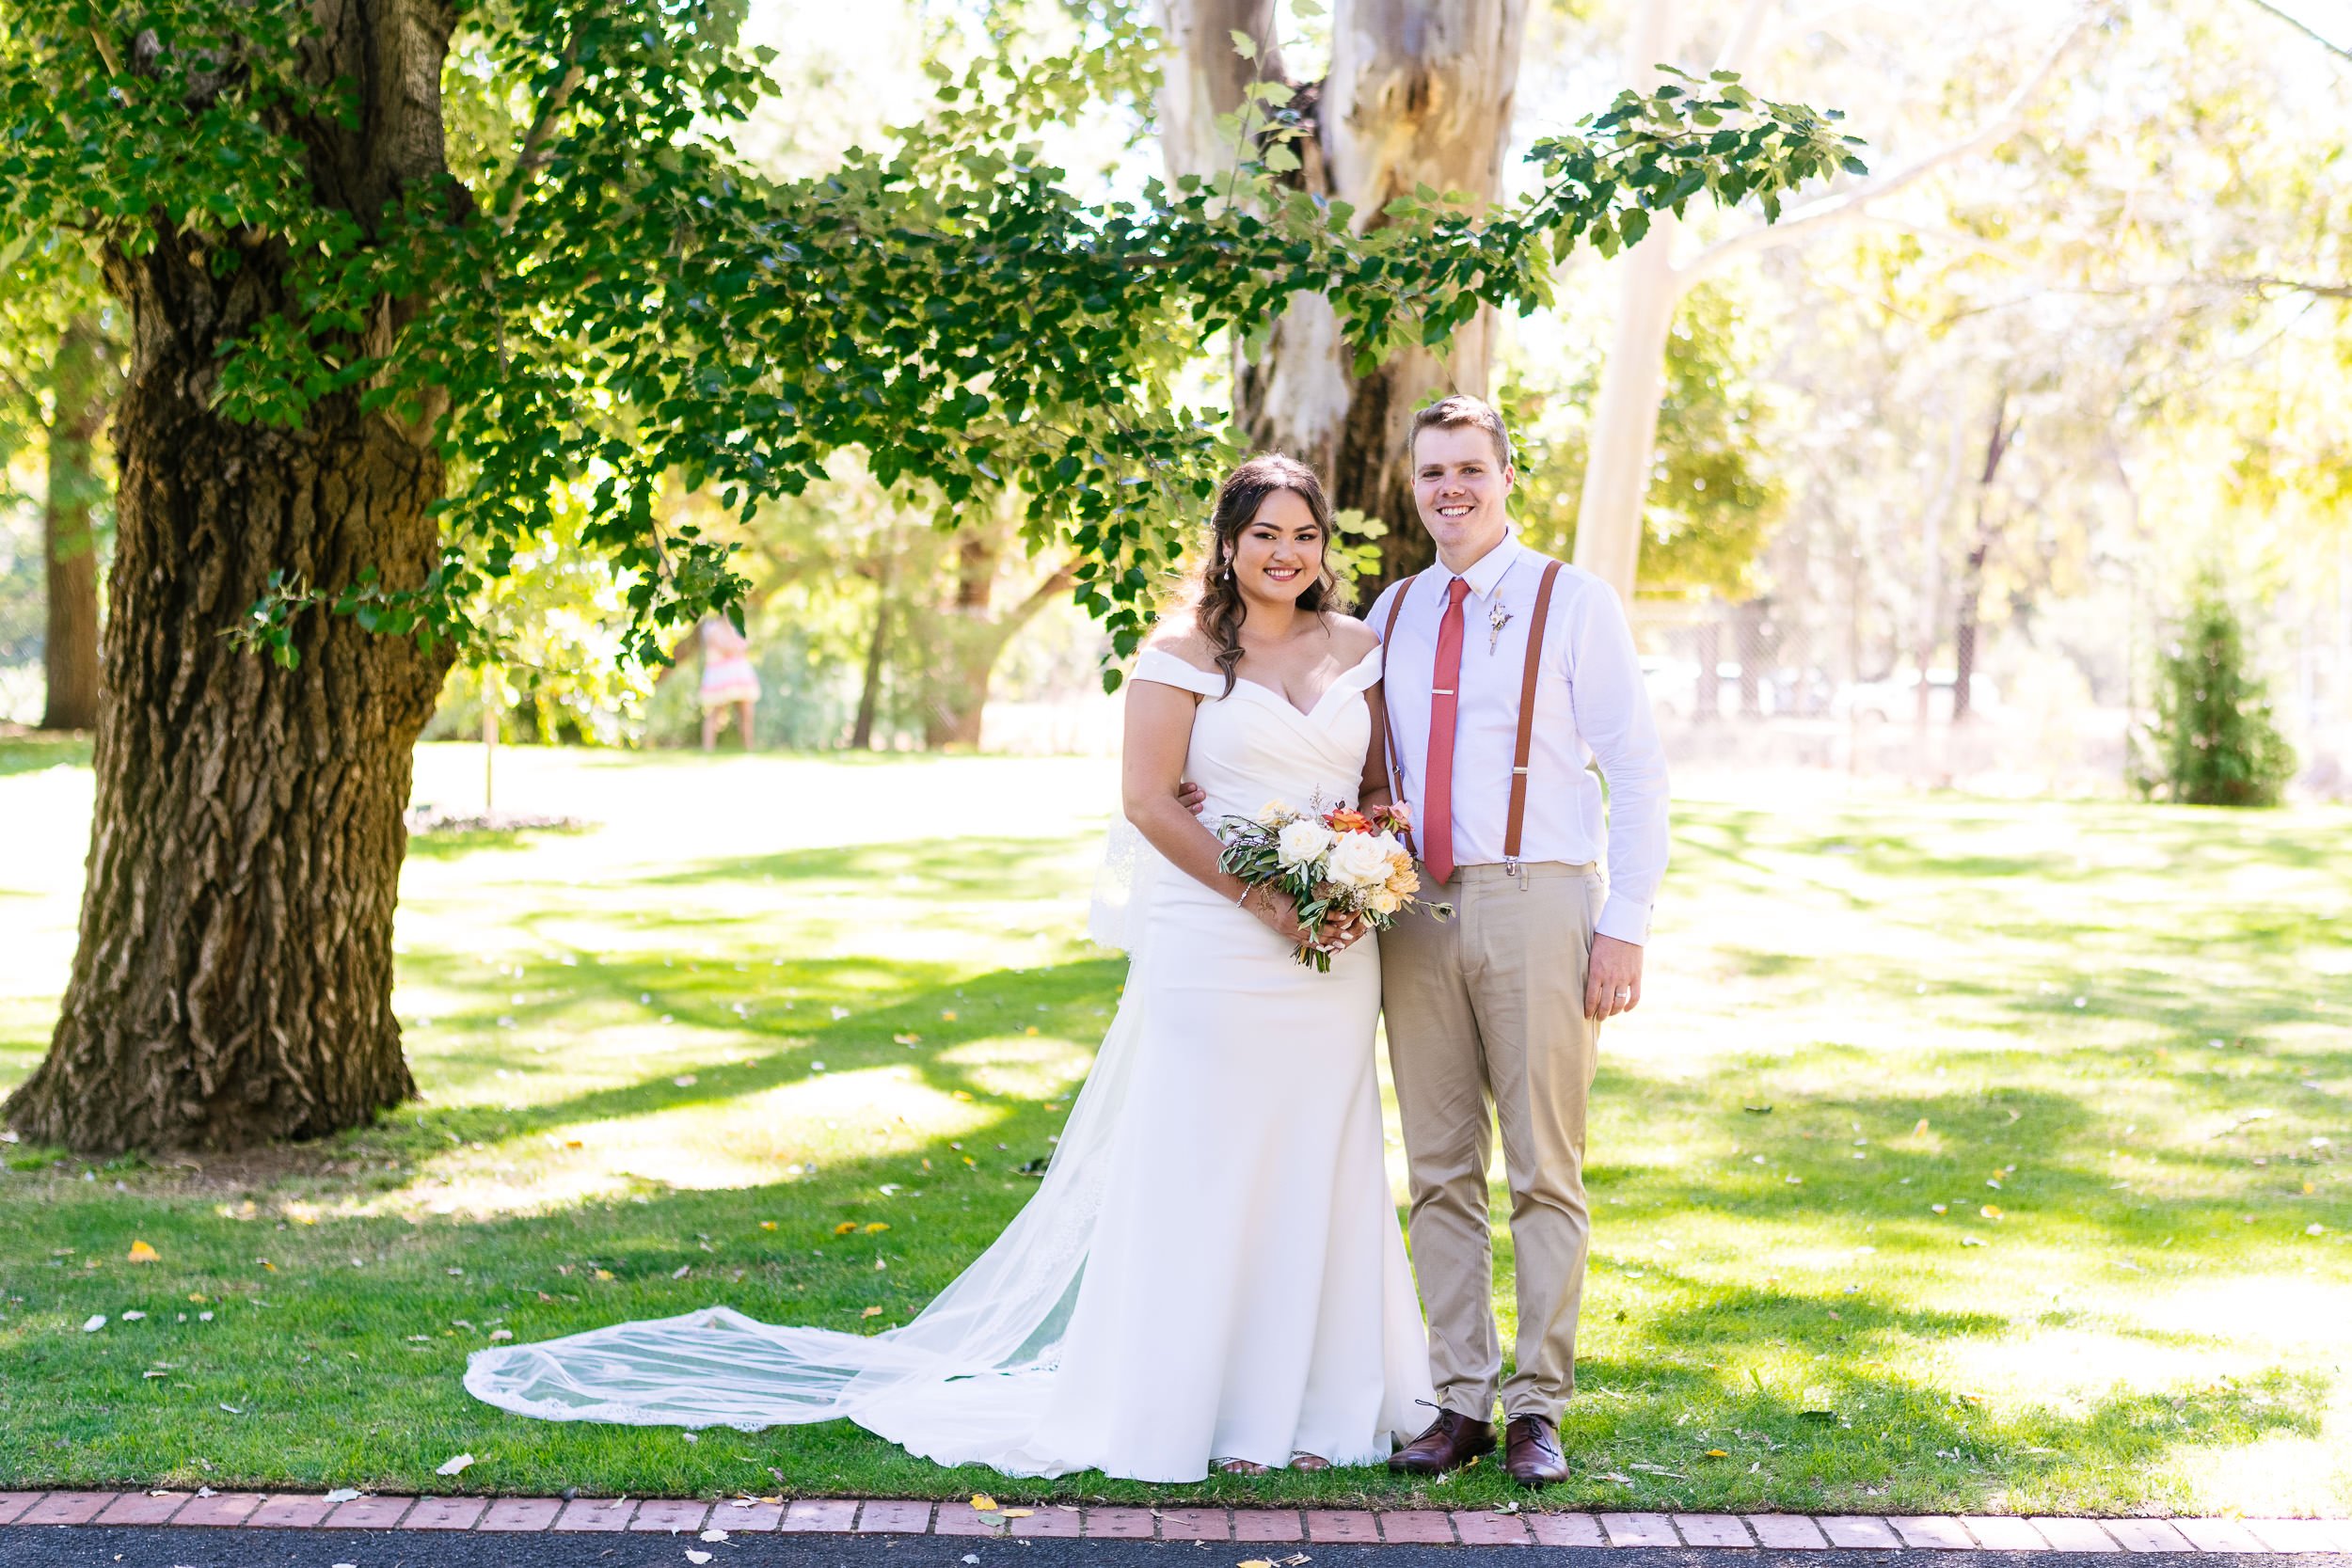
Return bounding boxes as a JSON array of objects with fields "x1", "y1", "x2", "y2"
[
  {"x1": 1275, "y1": 818, "x2": 1336, "y2": 869},
  {"x1": 1327, "y1": 832, "x2": 1394, "y2": 891},
  {"x1": 1370, "y1": 831, "x2": 1404, "y2": 858}
]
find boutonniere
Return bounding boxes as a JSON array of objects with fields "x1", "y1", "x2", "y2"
[{"x1": 1487, "y1": 602, "x2": 1514, "y2": 655}]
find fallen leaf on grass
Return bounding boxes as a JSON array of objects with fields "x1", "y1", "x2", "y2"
[
  {"x1": 81, "y1": 1314, "x2": 105, "y2": 1332},
  {"x1": 595, "y1": 1269, "x2": 614, "y2": 1281},
  {"x1": 861, "y1": 1307, "x2": 883, "y2": 1319},
  {"x1": 219, "y1": 1404, "x2": 243, "y2": 1415},
  {"x1": 863, "y1": 1223, "x2": 890, "y2": 1233},
  {"x1": 760, "y1": 1221, "x2": 777, "y2": 1230},
  {"x1": 1980, "y1": 1205, "x2": 2003, "y2": 1219},
  {"x1": 121, "y1": 1309, "x2": 147, "y2": 1321},
  {"x1": 834, "y1": 1223, "x2": 858, "y2": 1236},
  {"x1": 128, "y1": 1240, "x2": 160, "y2": 1263},
  {"x1": 672, "y1": 1264, "x2": 691, "y2": 1279},
  {"x1": 1705, "y1": 1449, "x2": 1729, "y2": 1458},
  {"x1": 437, "y1": 1453, "x2": 475, "y2": 1476}
]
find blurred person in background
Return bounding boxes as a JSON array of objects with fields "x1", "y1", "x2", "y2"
[{"x1": 698, "y1": 616, "x2": 761, "y2": 751}]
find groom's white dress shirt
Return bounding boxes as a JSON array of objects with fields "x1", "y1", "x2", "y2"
[{"x1": 1367, "y1": 532, "x2": 1670, "y2": 945}]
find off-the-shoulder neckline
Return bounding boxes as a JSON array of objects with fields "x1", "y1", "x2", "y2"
[{"x1": 1134, "y1": 643, "x2": 1380, "y2": 721}]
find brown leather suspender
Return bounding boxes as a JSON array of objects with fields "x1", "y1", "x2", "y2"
[
  {"x1": 1377, "y1": 576, "x2": 1419, "y2": 855},
  {"x1": 1504, "y1": 560, "x2": 1564, "y2": 878},
  {"x1": 1377, "y1": 556, "x2": 1563, "y2": 878}
]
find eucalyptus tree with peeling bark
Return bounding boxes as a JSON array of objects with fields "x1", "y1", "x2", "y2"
[
  {"x1": 1157, "y1": 0, "x2": 1531, "y2": 590},
  {"x1": 0, "y1": 0, "x2": 1851, "y2": 1152},
  {"x1": 1571, "y1": 0, "x2": 2104, "y2": 606}
]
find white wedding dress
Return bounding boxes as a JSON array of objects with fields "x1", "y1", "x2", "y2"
[{"x1": 464, "y1": 645, "x2": 1433, "y2": 1481}]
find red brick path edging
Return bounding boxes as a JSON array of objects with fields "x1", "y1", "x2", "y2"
[{"x1": 1, "y1": 1491, "x2": 2348, "y2": 1550}]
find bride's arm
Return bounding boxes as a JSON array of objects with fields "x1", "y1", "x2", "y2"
[
  {"x1": 1121, "y1": 679, "x2": 1316, "y2": 941},
  {"x1": 1121, "y1": 680, "x2": 1251, "y2": 901}
]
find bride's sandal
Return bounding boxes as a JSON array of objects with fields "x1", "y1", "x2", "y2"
[
  {"x1": 1213, "y1": 1457, "x2": 1270, "y2": 1476},
  {"x1": 1288, "y1": 1451, "x2": 1332, "y2": 1472}
]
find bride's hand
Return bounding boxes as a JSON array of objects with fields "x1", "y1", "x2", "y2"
[
  {"x1": 1245, "y1": 889, "x2": 1365, "y2": 952},
  {"x1": 1318, "y1": 909, "x2": 1370, "y2": 953}
]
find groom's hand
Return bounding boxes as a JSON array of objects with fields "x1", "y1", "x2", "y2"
[
  {"x1": 1176, "y1": 781, "x2": 1206, "y2": 816},
  {"x1": 1585, "y1": 934, "x2": 1644, "y2": 1021}
]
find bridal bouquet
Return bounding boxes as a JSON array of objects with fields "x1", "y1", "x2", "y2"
[{"x1": 1215, "y1": 799, "x2": 1449, "y2": 972}]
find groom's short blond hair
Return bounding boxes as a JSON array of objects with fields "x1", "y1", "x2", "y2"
[{"x1": 1409, "y1": 394, "x2": 1514, "y2": 472}]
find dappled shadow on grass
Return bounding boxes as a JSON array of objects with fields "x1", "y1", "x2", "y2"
[
  {"x1": 1585, "y1": 1056, "x2": 2345, "y2": 1259},
  {"x1": 408, "y1": 954, "x2": 1122, "y2": 1152},
  {"x1": 627, "y1": 836, "x2": 1101, "y2": 903},
  {"x1": 7, "y1": 795, "x2": 2346, "y2": 1505},
  {"x1": 404, "y1": 824, "x2": 593, "y2": 861},
  {"x1": 0, "y1": 733, "x2": 92, "y2": 776}
]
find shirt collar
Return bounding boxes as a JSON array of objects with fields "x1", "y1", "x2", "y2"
[{"x1": 1434, "y1": 531, "x2": 1525, "y2": 603}]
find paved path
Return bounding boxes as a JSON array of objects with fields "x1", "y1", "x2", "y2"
[
  {"x1": 0, "y1": 1529, "x2": 2313, "y2": 1568},
  {"x1": 2, "y1": 1493, "x2": 2345, "y2": 1566}
]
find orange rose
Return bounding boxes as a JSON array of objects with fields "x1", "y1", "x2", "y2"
[{"x1": 1325, "y1": 807, "x2": 1372, "y2": 834}]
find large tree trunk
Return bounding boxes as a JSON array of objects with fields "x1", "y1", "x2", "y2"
[
  {"x1": 920, "y1": 534, "x2": 1074, "y2": 752},
  {"x1": 4, "y1": 0, "x2": 459, "y2": 1154},
  {"x1": 39, "y1": 314, "x2": 107, "y2": 733},
  {"x1": 1568, "y1": 0, "x2": 1683, "y2": 608},
  {"x1": 1951, "y1": 394, "x2": 2016, "y2": 725},
  {"x1": 1159, "y1": 0, "x2": 1529, "y2": 599}
]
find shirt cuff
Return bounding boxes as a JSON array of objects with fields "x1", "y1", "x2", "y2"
[{"x1": 1596, "y1": 893, "x2": 1651, "y2": 945}]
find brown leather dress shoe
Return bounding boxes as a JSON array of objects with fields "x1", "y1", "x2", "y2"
[
  {"x1": 1503, "y1": 1413, "x2": 1568, "y2": 1486},
  {"x1": 1387, "y1": 1408, "x2": 1496, "y2": 1475}
]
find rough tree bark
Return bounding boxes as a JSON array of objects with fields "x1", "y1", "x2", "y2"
[
  {"x1": 1158, "y1": 0, "x2": 1530, "y2": 597},
  {"x1": 3, "y1": 0, "x2": 459, "y2": 1153},
  {"x1": 39, "y1": 313, "x2": 107, "y2": 733}
]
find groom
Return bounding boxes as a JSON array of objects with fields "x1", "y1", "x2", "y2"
[{"x1": 1371, "y1": 395, "x2": 1669, "y2": 1486}]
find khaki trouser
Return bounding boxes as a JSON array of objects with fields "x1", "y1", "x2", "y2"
[{"x1": 1381, "y1": 860, "x2": 1602, "y2": 1425}]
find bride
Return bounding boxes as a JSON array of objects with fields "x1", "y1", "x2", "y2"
[{"x1": 466, "y1": 453, "x2": 1434, "y2": 1481}]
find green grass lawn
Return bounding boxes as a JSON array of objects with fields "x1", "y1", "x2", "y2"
[{"x1": 1, "y1": 740, "x2": 2345, "y2": 1517}]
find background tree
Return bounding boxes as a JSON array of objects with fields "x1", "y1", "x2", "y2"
[
  {"x1": 0, "y1": 235, "x2": 119, "y2": 732},
  {"x1": 1157, "y1": 0, "x2": 1533, "y2": 590},
  {"x1": 1506, "y1": 280, "x2": 1786, "y2": 597},
  {"x1": 2135, "y1": 575, "x2": 2296, "y2": 805},
  {"x1": 0, "y1": 0, "x2": 1851, "y2": 1152},
  {"x1": 1568, "y1": 0, "x2": 2104, "y2": 605}
]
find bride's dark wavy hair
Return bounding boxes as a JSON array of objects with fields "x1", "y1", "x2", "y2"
[{"x1": 1194, "y1": 453, "x2": 1348, "y2": 697}]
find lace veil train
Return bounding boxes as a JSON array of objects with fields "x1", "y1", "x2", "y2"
[{"x1": 462, "y1": 816, "x2": 1165, "y2": 1434}]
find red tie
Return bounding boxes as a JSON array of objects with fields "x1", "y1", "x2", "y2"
[{"x1": 1420, "y1": 578, "x2": 1470, "y2": 884}]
